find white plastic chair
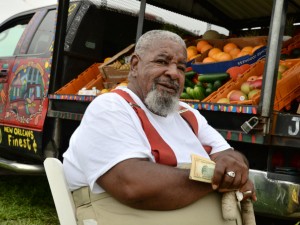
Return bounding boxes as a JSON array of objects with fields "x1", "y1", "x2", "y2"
[{"x1": 44, "y1": 157, "x2": 77, "y2": 225}]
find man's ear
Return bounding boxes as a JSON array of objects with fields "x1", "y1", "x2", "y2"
[{"x1": 130, "y1": 54, "x2": 139, "y2": 76}]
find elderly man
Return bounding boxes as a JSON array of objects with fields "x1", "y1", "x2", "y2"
[{"x1": 63, "y1": 30, "x2": 256, "y2": 225}]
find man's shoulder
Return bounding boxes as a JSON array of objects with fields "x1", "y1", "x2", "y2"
[{"x1": 179, "y1": 101, "x2": 193, "y2": 110}]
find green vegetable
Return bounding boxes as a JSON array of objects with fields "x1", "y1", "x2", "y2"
[
  {"x1": 195, "y1": 81, "x2": 203, "y2": 87},
  {"x1": 185, "y1": 71, "x2": 197, "y2": 78},
  {"x1": 186, "y1": 87, "x2": 195, "y2": 99},
  {"x1": 180, "y1": 92, "x2": 191, "y2": 99},
  {"x1": 184, "y1": 78, "x2": 194, "y2": 88},
  {"x1": 205, "y1": 87, "x2": 213, "y2": 96},
  {"x1": 198, "y1": 72, "x2": 229, "y2": 82},
  {"x1": 213, "y1": 80, "x2": 222, "y2": 90},
  {"x1": 205, "y1": 82, "x2": 213, "y2": 89},
  {"x1": 193, "y1": 86, "x2": 205, "y2": 100}
]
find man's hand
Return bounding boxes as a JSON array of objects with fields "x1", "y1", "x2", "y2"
[
  {"x1": 238, "y1": 179, "x2": 257, "y2": 202},
  {"x1": 210, "y1": 149, "x2": 250, "y2": 192}
]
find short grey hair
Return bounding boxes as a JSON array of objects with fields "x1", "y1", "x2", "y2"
[{"x1": 135, "y1": 30, "x2": 186, "y2": 56}]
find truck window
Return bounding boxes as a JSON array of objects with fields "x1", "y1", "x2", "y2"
[
  {"x1": 0, "y1": 24, "x2": 26, "y2": 57},
  {"x1": 27, "y1": 10, "x2": 56, "y2": 54}
]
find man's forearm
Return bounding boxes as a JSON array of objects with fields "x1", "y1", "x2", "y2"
[{"x1": 97, "y1": 159, "x2": 214, "y2": 210}]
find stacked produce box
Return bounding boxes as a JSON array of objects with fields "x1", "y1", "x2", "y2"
[
  {"x1": 182, "y1": 34, "x2": 300, "y2": 112},
  {"x1": 54, "y1": 44, "x2": 134, "y2": 96}
]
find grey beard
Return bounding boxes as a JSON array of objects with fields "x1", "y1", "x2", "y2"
[{"x1": 144, "y1": 89, "x2": 179, "y2": 117}]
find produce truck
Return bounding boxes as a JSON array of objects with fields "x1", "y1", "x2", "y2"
[{"x1": 0, "y1": 0, "x2": 300, "y2": 223}]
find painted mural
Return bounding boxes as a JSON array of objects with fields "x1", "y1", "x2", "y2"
[
  {"x1": 5, "y1": 59, "x2": 50, "y2": 127},
  {"x1": 0, "y1": 83, "x2": 6, "y2": 114}
]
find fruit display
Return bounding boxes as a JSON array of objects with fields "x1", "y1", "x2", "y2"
[
  {"x1": 109, "y1": 60, "x2": 131, "y2": 70},
  {"x1": 99, "y1": 44, "x2": 134, "y2": 86},
  {"x1": 220, "y1": 76, "x2": 262, "y2": 104},
  {"x1": 202, "y1": 58, "x2": 300, "y2": 111},
  {"x1": 189, "y1": 37, "x2": 268, "y2": 74},
  {"x1": 186, "y1": 37, "x2": 267, "y2": 63}
]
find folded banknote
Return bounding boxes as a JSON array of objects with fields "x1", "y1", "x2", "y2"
[{"x1": 189, "y1": 154, "x2": 215, "y2": 183}]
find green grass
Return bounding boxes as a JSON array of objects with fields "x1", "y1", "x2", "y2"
[{"x1": 0, "y1": 175, "x2": 59, "y2": 225}]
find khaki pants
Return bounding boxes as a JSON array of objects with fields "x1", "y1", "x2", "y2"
[{"x1": 72, "y1": 187, "x2": 242, "y2": 225}]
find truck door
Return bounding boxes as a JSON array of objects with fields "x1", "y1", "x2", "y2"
[
  {"x1": 0, "y1": 17, "x2": 29, "y2": 125},
  {"x1": 0, "y1": 9, "x2": 56, "y2": 156},
  {"x1": 2, "y1": 9, "x2": 56, "y2": 132}
]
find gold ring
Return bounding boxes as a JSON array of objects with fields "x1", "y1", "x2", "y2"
[
  {"x1": 226, "y1": 171, "x2": 235, "y2": 178},
  {"x1": 243, "y1": 190, "x2": 252, "y2": 195}
]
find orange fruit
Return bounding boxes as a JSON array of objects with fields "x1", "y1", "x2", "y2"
[
  {"x1": 196, "y1": 40, "x2": 209, "y2": 52},
  {"x1": 212, "y1": 52, "x2": 223, "y2": 61},
  {"x1": 187, "y1": 45, "x2": 198, "y2": 53},
  {"x1": 208, "y1": 48, "x2": 222, "y2": 58},
  {"x1": 236, "y1": 51, "x2": 251, "y2": 58},
  {"x1": 251, "y1": 45, "x2": 264, "y2": 54},
  {"x1": 229, "y1": 48, "x2": 241, "y2": 58},
  {"x1": 216, "y1": 52, "x2": 232, "y2": 62},
  {"x1": 186, "y1": 46, "x2": 198, "y2": 60},
  {"x1": 202, "y1": 57, "x2": 217, "y2": 63},
  {"x1": 241, "y1": 46, "x2": 253, "y2": 54},
  {"x1": 223, "y1": 43, "x2": 238, "y2": 53},
  {"x1": 200, "y1": 44, "x2": 213, "y2": 54},
  {"x1": 190, "y1": 53, "x2": 201, "y2": 60}
]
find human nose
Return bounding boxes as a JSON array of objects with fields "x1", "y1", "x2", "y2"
[{"x1": 166, "y1": 64, "x2": 181, "y2": 79}]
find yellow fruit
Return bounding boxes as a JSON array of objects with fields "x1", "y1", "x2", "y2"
[
  {"x1": 101, "y1": 88, "x2": 109, "y2": 94},
  {"x1": 104, "y1": 57, "x2": 112, "y2": 63}
]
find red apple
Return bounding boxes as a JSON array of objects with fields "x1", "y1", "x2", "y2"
[{"x1": 249, "y1": 79, "x2": 263, "y2": 89}]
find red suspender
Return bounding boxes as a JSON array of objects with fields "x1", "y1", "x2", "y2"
[
  {"x1": 112, "y1": 89, "x2": 177, "y2": 166},
  {"x1": 112, "y1": 89, "x2": 212, "y2": 166},
  {"x1": 180, "y1": 109, "x2": 212, "y2": 154}
]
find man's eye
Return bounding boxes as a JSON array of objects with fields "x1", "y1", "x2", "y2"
[
  {"x1": 156, "y1": 59, "x2": 168, "y2": 65},
  {"x1": 178, "y1": 66, "x2": 186, "y2": 72}
]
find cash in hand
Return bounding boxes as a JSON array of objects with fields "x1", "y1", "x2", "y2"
[{"x1": 189, "y1": 154, "x2": 215, "y2": 183}]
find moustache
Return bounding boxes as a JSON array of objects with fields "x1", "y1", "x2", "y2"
[{"x1": 154, "y1": 78, "x2": 180, "y2": 92}]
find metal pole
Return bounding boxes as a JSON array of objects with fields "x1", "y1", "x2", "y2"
[
  {"x1": 136, "y1": 0, "x2": 146, "y2": 43},
  {"x1": 49, "y1": 0, "x2": 69, "y2": 93},
  {"x1": 259, "y1": 0, "x2": 287, "y2": 132}
]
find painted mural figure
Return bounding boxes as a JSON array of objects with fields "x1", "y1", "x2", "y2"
[{"x1": 8, "y1": 63, "x2": 44, "y2": 122}]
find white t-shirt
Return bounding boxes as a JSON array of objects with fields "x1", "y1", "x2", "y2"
[{"x1": 63, "y1": 87, "x2": 231, "y2": 193}]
